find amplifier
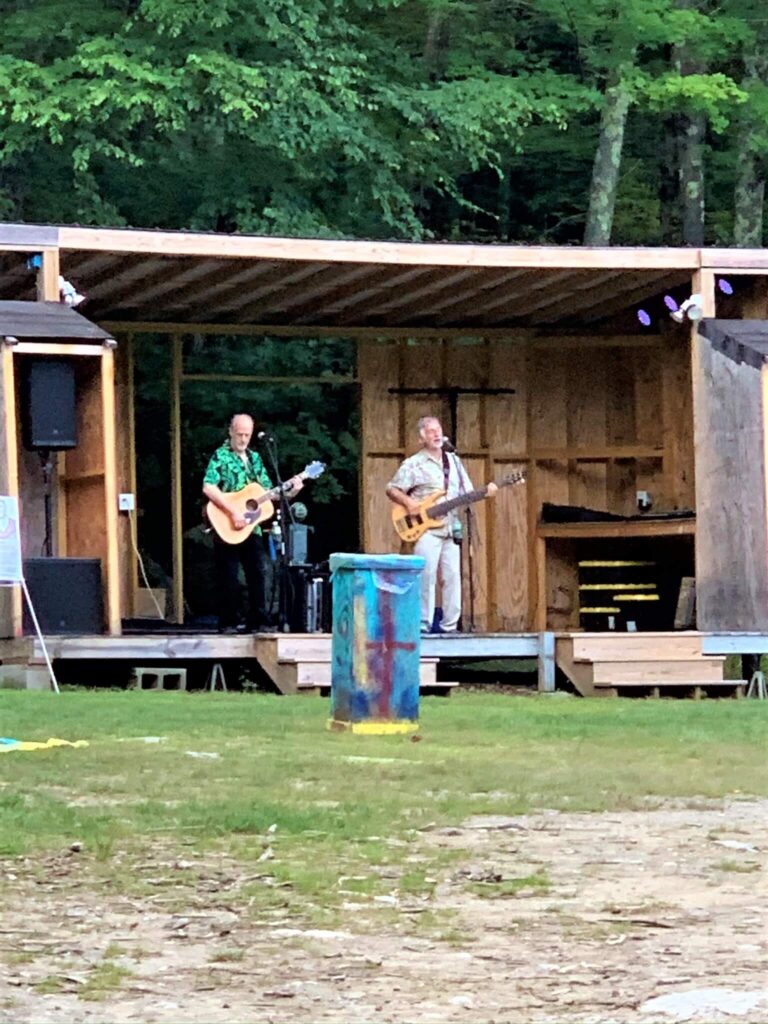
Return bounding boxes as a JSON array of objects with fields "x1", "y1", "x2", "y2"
[{"x1": 23, "y1": 557, "x2": 103, "y2": 634}]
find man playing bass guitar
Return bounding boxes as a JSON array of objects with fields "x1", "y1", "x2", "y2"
[
  {"x1": 386, "y1": 416, "x2": 497, "y2": 634},
  {"x1": 203, "y1": 413, "x2": 303, "y2": 634}
]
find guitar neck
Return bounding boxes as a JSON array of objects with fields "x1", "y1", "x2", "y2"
[
  {"x1": 430, "y1": 487, "x2": 488, "y2": 519},
  {"x1": 263, "y1": 473, "x2": 306, "y2": 505}
]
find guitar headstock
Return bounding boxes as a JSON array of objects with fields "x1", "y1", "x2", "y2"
[{"x1": 302, "y1": 460, "x2": 326, "y2": 480}]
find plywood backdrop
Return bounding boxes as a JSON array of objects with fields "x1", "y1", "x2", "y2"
[
  {"x1": 693, "y1": 336, "x2": 768, "y2": 631},
  {"x1": 360, "y1": 335, "x2": 694, "y2": 631}
]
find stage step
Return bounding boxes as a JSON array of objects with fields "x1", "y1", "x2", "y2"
[
  {"x1": 283, "y1": 657, "x2": 439, "y2": 691},
  {"x1": 571, "y1": 632, "x2": 704, "y2": 662},
  {"x1": 591, "y1": 657, "x2": 725, "y2": 684},
  {"x1": 555, "y1": 633, "x2": 729, "y2": 697},
  {"x1": 300, "y1": 679, "x2": 459, "y2": 697}
]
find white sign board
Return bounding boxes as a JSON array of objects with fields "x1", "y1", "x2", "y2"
[{"x1": 0, "y1": 495, "x2": 22, "y2": 584}]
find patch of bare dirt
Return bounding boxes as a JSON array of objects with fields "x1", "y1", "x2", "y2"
[{"x1": 1, "y1": 798, "x2": 767, "y2": 1023}]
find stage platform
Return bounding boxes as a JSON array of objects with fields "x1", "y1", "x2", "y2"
[{"x1": 0, "y1": 629, "x2": 760, "y2": 697}]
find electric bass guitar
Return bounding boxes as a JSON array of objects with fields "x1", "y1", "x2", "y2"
[
  {"x1": 207, "y1": 460, "x2": 325, "y2": 545},
  {"x1": 391, "y1": 471, "x2": 525, "y2": 543}
]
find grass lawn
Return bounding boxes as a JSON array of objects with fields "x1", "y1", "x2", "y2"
[{"x1": 1, "y1": 690, "x2": 767, "y2": 925}]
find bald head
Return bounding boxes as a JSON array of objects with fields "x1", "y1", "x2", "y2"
[{"x1": 229, "y1": 414, "x2": 254, "y2": 453}]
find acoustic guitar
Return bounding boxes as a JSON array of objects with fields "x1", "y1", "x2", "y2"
[
  {"x1": 207, "y1": 460, "x2": 325, "y2": 545},
  {"x1": 391, "y1": 471, "x2": 525, "y2": 543}
]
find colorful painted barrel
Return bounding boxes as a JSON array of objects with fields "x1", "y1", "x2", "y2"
[{"x1": 329, "y1": 552, "x2": 424, "y2": 734}]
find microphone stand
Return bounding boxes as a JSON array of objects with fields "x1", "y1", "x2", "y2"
[
  {"x1": 447, "y1": 443, "x2": 476, "y2": 634},
  {"x1": 262, "y1": 434, "x2": 296, "y2": 633}
]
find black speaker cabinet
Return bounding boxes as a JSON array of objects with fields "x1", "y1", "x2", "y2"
[
  {"x1": 21, "y1": 359, "x2": 78, "y2": 450},
  {"x1": 22, "y1": 558, "x2": 103, "y2": 634}
]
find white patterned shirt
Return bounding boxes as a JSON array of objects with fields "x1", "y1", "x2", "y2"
[{"x1": 388, "y1": 449, "x2": 473, "y2": 537}]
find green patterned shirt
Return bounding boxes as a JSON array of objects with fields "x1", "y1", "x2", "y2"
[{"x1": 203, "y1": 444, "x2": 273, "y2": 534}]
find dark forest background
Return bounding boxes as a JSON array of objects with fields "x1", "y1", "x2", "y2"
[{"x1": 2, "y1": 0, "x2": 767, "y2": 248}]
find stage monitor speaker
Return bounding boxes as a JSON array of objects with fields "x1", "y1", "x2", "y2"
[
  {"x1": 21, "y1": 359, "x2": 77, "y2": 450},
  {"x1": 22, "y1": 558, "x2": 103, "y2": 635}
]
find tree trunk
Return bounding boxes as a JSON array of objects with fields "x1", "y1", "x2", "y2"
[
  {"x1": 583, "y1": 67, "x2": 633, "y2": 246},
  {"x1": 679, "y1": 112, "x2": 706, "y2": 246},
  {"x1": 734, "y1": 56, "x2": 767, "y2": 248},
  {"x1": 659, "y1": 115, "x2": 680, "y2": 244},
  {"x1": 734, "y1": 153, "x2": 765, "y2": 248},
  {"x1": 675, "y1": 0, "x2": 706, "y2": 246}
]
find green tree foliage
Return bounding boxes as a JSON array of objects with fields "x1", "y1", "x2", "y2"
[{"x1": 0, "y1": 0, "x2": 764, "y2": 243}]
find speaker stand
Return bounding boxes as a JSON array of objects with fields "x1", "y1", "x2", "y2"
[{"x1": 39, "y1": 449, "x2": 54, "y2": 558}]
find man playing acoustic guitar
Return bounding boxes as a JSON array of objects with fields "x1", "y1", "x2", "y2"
[
  {"x1": 203, "y1": 413, "x2": 303, "y2": 634},
  {"x1": 386, "y1": 416, "x2": 497, "y2": 634}
]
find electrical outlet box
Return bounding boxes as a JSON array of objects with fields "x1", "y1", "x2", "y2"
[{"x1": 118, "y1": 493, "x2": 135, "y2": 512}]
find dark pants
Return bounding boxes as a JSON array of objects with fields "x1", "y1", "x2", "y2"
[{"x1": 213, "y1": 531, "x2": 268, "y2": 629}]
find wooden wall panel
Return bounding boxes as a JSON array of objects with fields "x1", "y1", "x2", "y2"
[
  {"x1": 446, "y1": 339, "x2": 486, "y2": 451},
  {"x1": 458, "y1": 456, "x2": 490, "y2": 631},
  {"x1": 65, "y1": 362, "x2": 109, "y2": 620},
  {"x1": 401, "y1": 339, "x2": 448, "y2": 438},
  {"x1": 694, "y1": 338, "x2": 768, "y2": 630},
  {"x1": 115, "y1": 338, "x2": 135, "y2": 618},
  {"x1": 567, "y1": 351, "x2": 607, "y2": 510},
  {"x1": 0, "y1": 347, "x2": 20, "y2": 636},
  {"x1": 633, "y1": 348, "x2": 665, "y2": 509},
  {"x1": 606, "y1": 349, "x2": 638, "y2": 514},
  {"x1": 362, "y1": 455, "x2": 401, "y2": 555},
  {"x1": 487, "y1": 341, "x2": 527, "y2": 455},
  {"x1": 492, "y1": 460, "x2": 529, "y2": 630},
  {"x1": 358, "y1": 341, "x2": 401, "y2": 453},
  {"x1": 662, "y1": 337, "x2": 695, "y2": 509}
]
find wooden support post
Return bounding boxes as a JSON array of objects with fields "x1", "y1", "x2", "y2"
[
  {"x1": 537, "y1": 631, "x2": 555, "y2": 692},
  {"x1": 0, "y1": 343, "x2": 21, "y2": 636},
  {"x1": 101, "y1": 345, "x2": 122, "y2": 635},
  {"x1": 763, "y1": 364, "x2": 768, "y2": 591},
  {"x1": 36, "y1": 249, "x2": 60, "y2": 302},
  {"x1": 126, "y1": 336, "x2": 138, "y2": 617},
  {"x1": 690, "y1": 268, "x2": 716, "y2": 618},
  {"x1": 535, "y1": 535, "x2": 547, "y2": 630},
  {"x1": 170, "y1": 335, "x2": 184, "y2": 624}
]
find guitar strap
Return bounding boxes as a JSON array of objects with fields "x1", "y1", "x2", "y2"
[{"x1": 442, "y1": 449, "x2": 451, "y2": 491}]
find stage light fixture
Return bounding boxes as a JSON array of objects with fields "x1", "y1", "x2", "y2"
[{"x1": 58, "y1": 275, "x2": 86, "y2": 307}]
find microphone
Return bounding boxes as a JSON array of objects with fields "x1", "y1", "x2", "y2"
[
  {"x1": 257, "y1": 430, "x2": 273, "y2": 442},
  {"x1": 440, "y1": 437, "x2": 456, "y2": 453}
]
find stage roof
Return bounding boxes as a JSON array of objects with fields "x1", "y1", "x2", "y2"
[
  {"x1": 0, "y1": 300, "x2": 113, "y2": 342},
  {"x1": 0, "y1": 223, "x2": 765, "y2": 333}
]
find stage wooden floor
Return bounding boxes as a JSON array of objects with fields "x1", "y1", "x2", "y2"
[{"x1": 0, "y1": 630, "x2": 760, "y2": 697}]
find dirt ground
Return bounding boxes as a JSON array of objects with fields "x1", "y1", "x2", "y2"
[{"x1": 1, "y1": 797, "x2": 767, "y2": 1023}]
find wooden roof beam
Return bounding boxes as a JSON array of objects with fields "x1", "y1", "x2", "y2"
[
  {"x1": 434, "y1": 269, "x2": 580, "y2": 325},
  {"x1": 323, "y1": 267, "x2": 439, "y2": 325},
  {"x1": 524, "y1": 270, "x2": 680, "y2": 325},
  {"x1": 353, "y1": 268, "x2": 484, "y2": 321},
  {"x1": 578, "y1": 270, "x2": 695, "y2": 324},
  {"x1": 258, "y1": 264, "x2": 382, "y2": 319},
  {"x1": 405, "y1": 268, "x2": 535, "y2": 321},
  {"x1": 506, "y1": 269, "x2": 626, "y2": 320},
  {"x1": 160, "y1": 260, "x2": 286, "y2": 313},
  {"x1": 87, "y1": 257, "x2": 226, "y2": 311},
  {"x1": 221, "y1": 264, "x2": 336, "y2": 322},
  {"x1": 53, "y1": 224, "x2": 704, "y2": 270},
  {"x1": 85, "y1": 256, "x2": 176, "y2": 306}
]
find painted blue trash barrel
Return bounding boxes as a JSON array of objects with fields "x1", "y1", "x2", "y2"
[{"x1": 329, "y1": 552, "x2": 424, "y2": 734}]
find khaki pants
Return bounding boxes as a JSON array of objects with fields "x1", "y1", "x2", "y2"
[{"x1": 414, "y1": 530, "x2": 461, "y2": 632}]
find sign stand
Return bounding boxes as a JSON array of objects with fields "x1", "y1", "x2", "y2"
[{"x1": 0, "y1": 496, "x2": 59, "y2": 694}]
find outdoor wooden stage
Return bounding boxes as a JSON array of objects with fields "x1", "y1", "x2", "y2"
[{"x1": 0, "y1": 629, "x2": 759, "y2": 698}]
